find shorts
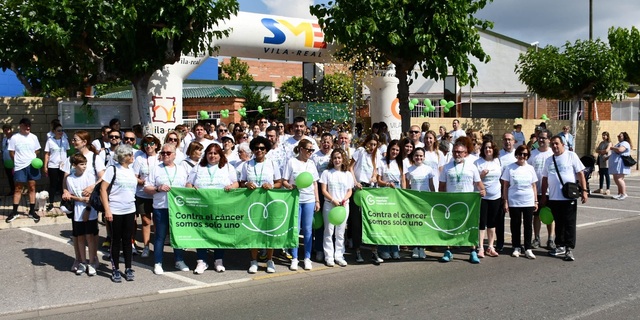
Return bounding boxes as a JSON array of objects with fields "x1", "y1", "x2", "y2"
[
  {"x1": 72, "y1": 219, "x2": 99, "y2": 237},
  {"x1": 135, "y1": 196, "x2": 153, "y2": 216},
  {"x1": 14, "y1": 166, "x2": 41, "y2": 183}
]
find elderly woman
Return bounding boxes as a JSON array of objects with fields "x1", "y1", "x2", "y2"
[
  {"x1": 144, "y1": 143, "x2": 190, "y2": 275},
  {"x1": 501, "y1": 145, "x2": 538, "y2": 259},
  {"x1": 101, "y1": 144, "x2": 138, "y2": 282},
  {"x1": 609, "y1": 132, "x2": 633, "y2": 200},
  {"x1": 185, "y1": 144, "x2": 239, "y2": 274},
  {"x1": 164, "y1": 130, "x2": 185, "y2": 163},
  {"x1": 181, "y1": 141, "x2": 204, "y2": 173},
  {"x1": 240, "y1": 136, "x2": 282, "y2": 273},
  {"x1": 132, "y1": 134, "x2": 161, "y2": 258}
]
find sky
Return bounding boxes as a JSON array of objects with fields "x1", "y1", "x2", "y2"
[{"x1": 237, "y1": 0, "x2": 640, "y2": 48}]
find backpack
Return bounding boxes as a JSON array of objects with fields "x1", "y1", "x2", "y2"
[{"x1": 88, "y1": 166, "x2": 116, "y2": 212}]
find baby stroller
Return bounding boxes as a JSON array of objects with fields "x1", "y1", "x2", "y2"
[{"x1": 580, "y1": 155, "x2": 596, "y2": 194}]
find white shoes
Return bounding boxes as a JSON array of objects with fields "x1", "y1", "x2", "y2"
[
  {"x1": 153, "y1": 263, "x2": 164, "y2": 275},
  {"x1": 336, "y1": 259, "x2": 348, "y2": 267},
  {"x1": 194, "y1": 260, "x2": 208, "y2": 274},
  {"x1": 290, "y1": 258, "x2": 299, "y2": 271},
  {"x1": 266, "y1": 260, "x2": 276, "y2": 273},
  {"x1": 248, "y1": 260, "x2": 259, "y2": 274},
  {"x1": 511, "y1": 247, "x2": 521, "y2": 258},
  {"x1": 214, "y1": 259, "x2": 226, "y2": 272},
  {"x1": 616, "y1": 194, "x2": 628, "y2": 200},
  {"x1": 303, "y1": 258, "x2": 313, "y2": 270},
  {"x1": 525, "y1": 249, "x2": 536, "y2": 259}
]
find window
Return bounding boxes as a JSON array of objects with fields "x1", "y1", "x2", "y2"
[{"x1": 558, "y1": 101, "x2": 584, "y2": 120}]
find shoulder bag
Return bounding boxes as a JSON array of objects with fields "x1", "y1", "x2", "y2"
[{"x1": 552, "y1": 156, "x2": 581, "y2": 199}]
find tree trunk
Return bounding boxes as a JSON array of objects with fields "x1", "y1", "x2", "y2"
[
  {"x1": 132, "y1": 74, "x2": 153, "y2": 135},
  {"x1": 395, "y1": 63, "x2": 411, "y2": 135}
]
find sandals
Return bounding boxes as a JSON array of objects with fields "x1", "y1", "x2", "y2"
[
  {"x1": 477, "y1": 249, "x2": 485, "y2": 258},
  {"x1": 486, "y1": 247, "x2": 499, "y2": 257}
]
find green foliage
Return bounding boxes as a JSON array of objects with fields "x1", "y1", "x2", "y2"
[
  {"x1": 278, "y1": 76, "x2": 304, "y2": 105},
  {"x1": 219, "y1": 57, "x2": 254, "y2": 81},
  {"x1": 323, "y1": 73, "x2": 354, "y2": 103},
  {"x1": 608, "y1": 26, "x2": 640, "y2": 85},
  {"x1": 310, "y1": 0, "x2": 492, "y2": 132},
  {"x1": 239, "y1": 83, "x2": 276, "y2": 123},
  {"x1": 516, "y1": 39, "x2": 626, "y2": 102}
]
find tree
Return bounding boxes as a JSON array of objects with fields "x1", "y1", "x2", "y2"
[
  {"x1": 219, "y1": 57, "x2": 253, "y2": 81},
  {"x1": 310, "y1": 0, "x2": 492, "y2": 133},
  {"x1": 276, "y1": 73, "x2": 355, "y2": 118},
  {"x1": 0, "y1": 0, "x2": 239, "y2": 133},
  {"x1": 516, "y1": 39, "x2": 626, "y2": 136},
  {"x1": 608, "y1": 26, "x2": 640, "y2": 85}
]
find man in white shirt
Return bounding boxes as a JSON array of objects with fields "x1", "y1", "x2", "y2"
[
  {"x1": 282, "y1": 117, "x2": 318, "y2": 160},
  {"x1": 6, "y1": 118, "x2": 42, "y2": 223},
  {"x1": 409, "y1": 125, "x2": 424, "y2": 148},
  {"x1": 496, "y1": 132, "x2": 516, "y2": 251},
  {"x1": 265, "y1": 126, "x2": 287, "y2": 174},
  {"x1": 257, "y1": 116, "x2": 270, "y2": 137},
  {"x1": 92, "y1": 126, "x2": 112, "y2": 163},
  {"x1": 527, "y1": 129, "x2": 555, "y2": 250},
  {"x1": 450, "y1": 119, "x2": 466, "y2": 141}
]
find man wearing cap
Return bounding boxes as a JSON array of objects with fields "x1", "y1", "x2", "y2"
[
  {"x1": 6, "y1": 118, "x2": 42, "y2": 223},
  {"x1": 512, "y1": 124, "x2": 525, "y2": 148}
]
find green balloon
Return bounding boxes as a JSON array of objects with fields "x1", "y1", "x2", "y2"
[
  {"x1": 424, "y1": 98, "x2": 432, "y2": 108},
  {"x1": 295, "y1": 172, "x2": 313, "y2": 188},
  {"x1": 446, "y1": 101, "x2": 455, "y2": 108},
  {"x1": 31, "y1": 158, "x2": 43, "y2": 169},
  {"x1": 539, "y1": 207, "x2": 554, "y2": 225},
  {"x1": 410, "y1": 98, "x2": 419, "y2": 105},
  {"x1": 408, "y1": 102, "x2": 415, "y2": 110},
  {"x1": 67, "y1": 146, "x2": 76, "y2": 156},
  {"x1": 353, "y1": 190, "x2": 363, "y2": 206},
  {"x1": 134, "y1": 144, "x2": 140, "y2": 150},
  {"x1": 4, "y1": 159, "x2": 14, "y2": 169},
  {"x1": 440, "y1": 99, "x2": 447, "y2": 107},
  {"x1": 199, "y1": 110, "x2": 209, "y2": 119},
  {"x1": 328, "y1": 206, "x2": 347, "y2": 225},
  {"x1": 444, "y1": 107, "x2": 450, "y2": 113},
  {"x1": 312, "y1": 212, "x2": 323, "y2": 230}
]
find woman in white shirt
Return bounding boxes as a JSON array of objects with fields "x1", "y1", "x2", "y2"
[
  {"x1": 501, "y1": 145, "x2": 538, "y2": 259},
  {"x1": 283, "y1": 139, "x2": 320, "y2": 271},
  {"x1": 186, "y1": 143, "x2": 239, "y2": 274},
  {"x1": 405, "y1": 147, "x2": 436, "y2": 259},
  {"x1": 132, "y1": 135, "x2": 161, "y2": 258},
  {"x1": 43, "y1": 123, "x2": 70, "y2": 210},
  {"x1": 423, "y1": 131, "x2": 444, "y2": 189},
  {"x1": 377, "y1": 140, "x2": 406, "y2": 260},
  {"x1": 101, "y1": 145, "x2": 138, "y2": 282},
  {"x1": 474, "y1": 140, "x2": 502, "y2": 258}
]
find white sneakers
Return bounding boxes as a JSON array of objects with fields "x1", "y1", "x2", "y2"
[
  {"x1": 303, "y1": 258, "x2": 313, "y2": 270},
  {"x1": 154, "y1": 263, "x2": 164, "y2": 275},
  {"x1": 194, "y1": 260, "x2": 208, "y2": 274},
  {"x1": 248, "y1": 260, "x2": 259, "y2": 274},
  {"x1": 336, "y1": 259, "x2": 348, "y2": 267},
  {"x1": 511, "y1": 247, "x2": 521, "y2": 258},
  {"x1": 214, "y1": 259, "x2": 225, "y2": 272},
  {"x1": 266, "y1": 260, "x2": 276, "y2": 273},
  {"x1": 290, "y1": 258, "x2": 299, "y2": 271},
  {"x1": 525, "y1": 249, "x2": 536, "y2": 259}
]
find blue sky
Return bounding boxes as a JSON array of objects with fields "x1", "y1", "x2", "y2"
[{"x1": 237, "y1": 0, "x2": 640, "y2": 48}]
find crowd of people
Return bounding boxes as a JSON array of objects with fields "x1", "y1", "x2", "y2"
[{"x1": 0, "y1": 116, "x2": 634, "y2": 282}]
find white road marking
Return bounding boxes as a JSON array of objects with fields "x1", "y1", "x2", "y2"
[
  {"x1": 563, "y1": 292, "x2": 640, "y2": 320},
  {"x1": 158, "y1": 278, "x2": 251, "y2": 294},
  {"x1": 20, "y1": 227, "x2": 206, "y2": 286},
  {"x1": 579, "y1": 205, "x2": 640, "y2": 213}
]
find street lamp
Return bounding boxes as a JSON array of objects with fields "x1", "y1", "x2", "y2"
[{"x1": 627, "y1": 86, "x2": 639, "y2": 170}]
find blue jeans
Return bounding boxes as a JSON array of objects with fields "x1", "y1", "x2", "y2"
[
  {"x1": 196, "y1": 249, "x2": 224, "y2": 261},
  {"x1": 153, "y1": 208, "x2": 184, "y2": 264},
  {"x1": 292, "y1": 202, "x2": 314, "y2": 260}
]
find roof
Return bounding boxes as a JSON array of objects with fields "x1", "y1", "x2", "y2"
[{"x1": 100, "y1": 86, "x2": 245, "y2": 99}]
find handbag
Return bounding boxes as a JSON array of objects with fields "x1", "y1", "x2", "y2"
[
  {"x1": 552, "y1": 155, "x2": 582, "y2": 199},
  {"x1": 621, "y1": 155, "x2": 636, "y2": 167},
  {"x1": 89, "y1": 166, "x2": 117, "y2": 212}
]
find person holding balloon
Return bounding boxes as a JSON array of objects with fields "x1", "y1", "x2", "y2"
[
  {"x1": 320, "y1": 148, "x2": 354, "y2": 267},
  {"x1": 282, "y1": 139, "x2": 320, "y2": 271},
  {"x1": 240, "y1": 136, "x2": 282, "y2": 273},
  {"x1": 6, "y1": 118, "x2": 42, "y2": 223},
  {"x1": 501, "y1": 145, "x2": 538, "y2": 259}
]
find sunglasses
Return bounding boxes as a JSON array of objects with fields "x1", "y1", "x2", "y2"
[
  {"x1": 409, "y1": 130, "x2": 420, "y2": 134},
  {"x1": 303, "y1": 147, "x2": 315, "y2": 152},
  {"x1": 55, "y1": 129, "x2": 63, "y2": 132},
  {"x1": 254, "y1": 146, "x2": 267, "y2": 151},
  {"x1": 109, "y1": 135, "x2": 121, "y2": 139},
  {"x1": 516, "y1": 153, "x2": 530, "y2": 157},
  {"x1": 143, "y1": 142, "x2": 155, "y2": 147},
  {"x1": 167, "y1": 138, "x2": 178, "y2": 142},
  {"x1": 218, "y1": 129, "x2": 228, "y2": 133},
  {"x1": 159, "y1": 151, "x2": 173, "y2": 156},
  {"x1": 260, "y1": 121, "x2": 269, "y2": 124},
  {"x1": 278, "y1": 125, "x2": 284, "y2": 128},
  {"x1": 124, "y1": 137, "x2": 136, "y2": 141}
]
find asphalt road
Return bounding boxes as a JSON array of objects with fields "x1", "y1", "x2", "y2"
[{"x1": 1, "y1": 175, "x2": 639, "y2": 320}]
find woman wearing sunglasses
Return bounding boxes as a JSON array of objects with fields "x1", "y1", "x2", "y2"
[
  {"x1": 501, "y1": 145, "x2": 538, "y2": 259},
  {"x1": 132, "y1": 134, "x2": 161, "y2": 258}
]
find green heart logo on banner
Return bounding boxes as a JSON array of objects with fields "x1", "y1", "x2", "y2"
[
  {"x1": 243, "y1": 200, "x2": 294, "y2": 237},
  {"x1": 427, "y1": 202, "x2": 472, "y2": 234}
]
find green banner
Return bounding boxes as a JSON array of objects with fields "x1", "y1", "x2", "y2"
[
  {"x1": 358, "y1": 188, "x2": 480, "y2": 246},
  {"x1": 306, "y1": 102, "x2": 350, "y2": 122},
  {"x1": 168, "y1": 188, "x2": 299, "y2": 249}
]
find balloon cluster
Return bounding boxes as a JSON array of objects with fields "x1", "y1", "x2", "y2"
[
  {"x1": 220, "y1": 109, "x2": 230, "y2": 118},
  {"x1": 257, "y1": 106, "x2": 264, "y2": 114},
  {"x1": 540, "y1": 114, "x2": 550, "y2": 121},
  {"x1": 199, "y1": 110, "x2": 209, "y2": 119},
  {"x1": 412, "y1": 98, "x2": 455, "y2": 117},
  {"x1": 238, "y1": 107, "x2": 247, "y2": 117}
]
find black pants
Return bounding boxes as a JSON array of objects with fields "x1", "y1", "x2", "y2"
[
  {"x1": 4, "y1": 168, "x2": 14, "y2": 193},
  {"x1": 347, "y1": 190, "x2": 362, "y2": 249},
  {"x1": 599, "y1": 168, "x2": 610, "y2": 189},
  {"x1": 548, "y1": 200, "x2": 577, "y2": 249},
  {"x1": 47, "y1": 167, "x2": 64, "y2": 203},
  {"x1": 509, "y1": 206, "x2": 534, "y2": 249},
  {"x1": 109, "y1": 212, "x2": 135, "y2": 270},
  {"x1": 496, "y1": 201, "x2": 506, "y2": 249},
  {"x1": 313, "y1": 184, "x2": 325, "y2": 253}
]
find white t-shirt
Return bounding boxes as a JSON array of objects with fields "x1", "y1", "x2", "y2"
[
  {"x1": 240, "y1": 158, "x2": 281, "y2": 186},
  {"x1": 44, "y1": 137, "x2": 70, "y2": 168},
  {"x1": 8, "y1": 132, "x2": 41, "y2": 171},
  {"x1": 145, "y1": 163, "x2": 189, "y2": 209},
  {"x1": 406, "y1": 164, "x2": 435, "y2": 191},
  {"x1": 311, "y1": 149, "x2": 332, "y2": 177},
  {"x1": 528, "y1": 148, "x2": 553, "y2": 195},
  {"x1": 512, "y1": 131, "x2": 526, "y2": 147},
  {"x1": 423, "y1": 150, "x2": 445, "y2": 185},
  {"x1": 542, "y1": 151, "x2": 585, "y2": 201},
  {"x1": 91, "y1": 139, "x2": 110, "y2": 153},
  {"x1": 282, "y1": 136, "x2": 319, "y2": 160},
  {"x1": 102, "y1": 164, "x2": 137, "y2": 215},
  {"x1": 283, "y1": 157, "x2": 319, "y2": 204},
  {"x1": 499, "y1": 149, "x2": 517, "y2": 172},
  {"x1": 181, "y1": 158, "x2": 198, "y2": 175},
  {"x1": 187, "y1": 163, "x2": 237, "y2": 189},
  {"x1": 439, "y1": 159, "x2": 481, "y2": 192},
  {"x1": 319, "y1": 169, "x2": 354, "y2": 203},
  {"x1": 379, "y1": 159, "x2": 404, "y2": 188},
  {"x1": 62, "y1": 152, "x2": 106, "y2": 181},
  {"x1": 266, "y1": 144, "x2": 288, "y2": 175},
  {"x1": 352, "y1": 147, "x2": 382, "y2": 184},
  {"x1": 474, "y1": 157, "x2": 502, "y2": 200},
  {"x1": 501, "y1": 162, "x2": 538, "y2": 207},
  {"x1": 133, "y1": 154, "x2": 160, "y2": 199},
  {"x1": 227, "y1": 150, "x2": 241, "y2": 168},
  {"x1": 450, "y1": 129, "x2": 466, "y2": 141},
  {"x1": 66, "y1": 171, "x2": 98, "y2": 222}
]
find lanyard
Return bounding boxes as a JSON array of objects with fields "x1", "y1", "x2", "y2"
[
  {"x1": 207, "y1": 164, "x2": 219, "y2": 185},
  {"x1": 163, "y1": 165, "x2": 177, "y2": 186},
  {"x1": 252, "y1": 159, "x2": 265, "y2": 185},
  {"x1": 454, "y1": 160, "x2": 466, "y2": 183}
]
